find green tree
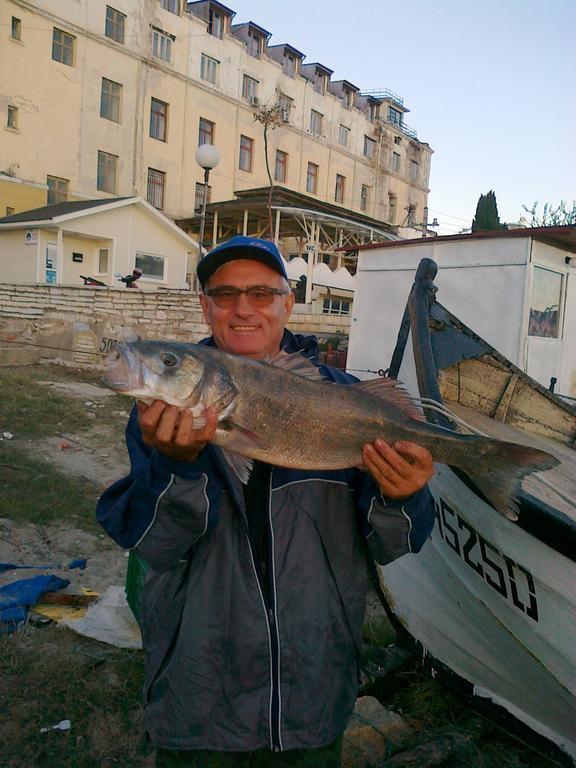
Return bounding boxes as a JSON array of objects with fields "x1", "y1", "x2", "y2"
[
  {"x1": 521, "y1": 200, "x2": 576, "y2": 227},
  {"x1": 471, "y1": 190, "x2": 504, "y2": 232}
]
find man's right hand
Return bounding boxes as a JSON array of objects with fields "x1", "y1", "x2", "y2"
[{"x1": 137, "y1": 400, "x2": 218, "y2": 462}]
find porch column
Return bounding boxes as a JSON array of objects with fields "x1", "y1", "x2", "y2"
[
  {"x1": 242, "y1": 209, "x2": 248, "y2": 236},
  {"x1": 56, "y1": 227, "x2": 64, "y2": 286},
  {"x1": 274, "y1": 209, "x2": 281, "y2": 245},
  {"x1": 304, "y1": 221, "x2": 315, "y2": 305},
  {"x1": 212, "y1": 210, "x2": 219, "y2": 247}
]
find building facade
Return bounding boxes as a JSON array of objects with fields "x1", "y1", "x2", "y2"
[{"x1": 1, "y1": 0, "x2": 433, "y2": 232}]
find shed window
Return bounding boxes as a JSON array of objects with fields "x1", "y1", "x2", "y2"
[
  {"x1": 135, "y1": 252, "x2": 165, "y2": 280},
  {"x1": 529, "y1": 266, "x2": 563, "y2": 338}
]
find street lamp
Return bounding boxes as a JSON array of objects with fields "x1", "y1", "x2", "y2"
[{"x1": 195, "y1": 143, "x2": 220, "y2": 258}]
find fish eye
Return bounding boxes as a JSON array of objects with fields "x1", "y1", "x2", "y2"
[{"x1": 161, "y1": 352, "x2": 179, "y2": 368}]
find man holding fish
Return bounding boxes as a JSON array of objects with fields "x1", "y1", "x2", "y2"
[{"x1": 97, "y1": 236, "x2": 436, "y2": 767}]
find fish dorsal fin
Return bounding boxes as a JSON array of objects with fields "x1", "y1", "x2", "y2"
[
  {"x1": 352, "y1": 377, "x2": 424, "y2": 421},
  {"x1": 267, "y1": 351, "x2": 326, "y2": 381}
]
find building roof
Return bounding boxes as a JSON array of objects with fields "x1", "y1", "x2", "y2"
[
  {"x1": 231, "y1": 21, "x2": 272, "y2": 38},
  {"x1": 342, "y1": 226, "x2": 576, "y2": 254},
  {"x1": 0, "y1": 197, "x2": 134, "y2": 225},
  {"x1": 266, "y1": 43, "x2": 305, "y2": 59}
]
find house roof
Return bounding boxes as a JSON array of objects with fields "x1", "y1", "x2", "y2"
[
  {"x1": 340, "y1": 226, "x2": 576, "y2": 254},
  {"x1": 0, "y1": 197, "x2": 133, "y2": 225}
]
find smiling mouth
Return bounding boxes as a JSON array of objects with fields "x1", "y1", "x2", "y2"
[{"x1": 231, "y1": 325, "x2": 259, "y2": 332}]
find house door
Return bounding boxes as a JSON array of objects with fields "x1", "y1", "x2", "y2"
[{"x1": 45, "y1": 243, "x2": 57, "y2": 284}]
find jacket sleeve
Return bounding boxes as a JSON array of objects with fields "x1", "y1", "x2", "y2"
[
  {"x1": 354, "y1": 471, "x2": 436, "y2": 566},
  {"x1": 96, "y1": 407, "x2": 223, "y2": 572}
]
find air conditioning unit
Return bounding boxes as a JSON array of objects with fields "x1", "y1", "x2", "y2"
[
  {"x1": 250, "y1": 96, "x2": 260, "y2": 107},
  {"x1": 281, "y1": 109, "x2": 290, "y2": 122}
]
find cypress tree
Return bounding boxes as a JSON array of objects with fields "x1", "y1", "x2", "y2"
[{"x1": 472, "y1": 190, "x2": 503, "y2": 231}]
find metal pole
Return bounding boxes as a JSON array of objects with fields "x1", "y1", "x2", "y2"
[{"x1": 198, "y1": 167, "x2": 210, "y2": 257}]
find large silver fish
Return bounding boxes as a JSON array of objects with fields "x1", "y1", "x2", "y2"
[{"x1": 102, "y1": 340, "x2": 559, "y2": 520}]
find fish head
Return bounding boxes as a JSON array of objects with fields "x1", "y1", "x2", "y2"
[{"x1": 101, "y1": 341, "x2": 208, "y2": 407}]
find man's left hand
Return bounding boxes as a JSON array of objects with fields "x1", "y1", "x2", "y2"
[{"x1": 362, "y1": 440, "x2": 434, "y2": 501}]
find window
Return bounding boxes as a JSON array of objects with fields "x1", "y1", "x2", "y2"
[
  {"x1": 363, "y1": 136, "x2": 376, "y2": 160},
  {"x1": 338, "y1": 124, "x2": 349, "y2": 147},
  {"x1": 150, "y1": 97, "x2": 168, "y2": 141},
  {"x1": 100, "y1": 78, "x2": 122, "y2": 123},
  {"x1": 406, "y1": 204, "x2": 416, "y2": 226},
  {"x1": 306, "y1": 162, "x2": 318, "y2": 194},
  {"x1": 47, "y1": 176, "x2": 69, "y2": 205},
  {"x1": 323, "y1": 297, "x2": 350, "y2": 315},
  {"x1": 283, "y1": 52, "x2": 297, "y2": 77},
  {"x1": 391, "y1": 151, "x2": 401, "y2": 173},
  {"x1": 343, "y1": 90, "x2": 354, "y2": 109},
  {"x1": 275, "y1": 150, "x2": 288, "y2": 183},
  {"x1": 147, "y1": 168, "x2": 165, "y2": 209},
  {"x1": 388, "y1": 106, "x2": 402, "y2": 126},
  {"x1": 360, "y1": 184, "x2": 369, "y2": 212},
  {"x1": 195, "y1": 181, "x2": 211, "y2": 212},
  {"x1": 239, "y1": 135, "x2": 254, "y2": 171},
  {"x1": 368, "y1": 102, "x2": 380, "y2": 122},
  {"x1": 310, "y1": 109, "x2": 323, "y2": 135},
  {"x1": 410, "y1": 160, "x2": 419, "y2": 182},
  {"x1": 6, "y1": 207, "x2": 15, "y2": 216},
  {"x1": 7, "y1": 105, "x2": 18, "y2": 130},
  {"x1": 160, "y1": 0, "x2": 179, "y2": 13},
  {"x1": 277, "y1": 93, "x2": 293, "y2": 121},
  {"x1": 388, "y1": 194, "x2": 397, "y2": 223},
  {"x1": 198, "y1": 117, "x2": 214, "y2": 146},
  {"x1": 52, "y1": 28, "x2": 75, "y2": 66},
  {"x1": 200, "y1": 54, "x2": 218, "y2": 84},
  {"x1": 247, "y1": 31, "x2": 261, "y2": 58},
  {"x1": 135, "y1": 252, "x2": 165, "y2": 280},
  {"x1": 529, "y1": 266, "x2": 563, "y2": 338},
  {"x1": 335, "y1": 174, "x2": 345, "y2": 204},
  {"x1": 208, "y1": 8, "x2": 224, "y2": 38},
  {"x1": 98, "y1": 249, "x2": 109, "y2": 274},
  {"x1": 11, "y1": 17, "x2": 21, "y2": 40},
  {"x1": 394, "y1": 135, "x2": 402, "y2": 145},
  {"x1": 152, "y1": 28, "x2": 173, "y2": 62},
  {"x1": 313, "y1": 71, "x2": 326, "y2": 95},
  {"x1": 242, "y1": 75, "x2": 258, "y2": 102},
  {"x1": 97, "y1": 151, "x2": 118, "y2": 193},
  {"x1": 105, "y1": 6, "x2": 125, "y2": 43}
]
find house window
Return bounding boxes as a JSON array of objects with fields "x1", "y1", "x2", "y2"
[
  {"x1": 388, "y1": 106, "x2": 402, "y2": 126},
  {"x1": 338, "y1": 124, "x2": 349, "y2": 147},
  {"x1": 6, "y1": 207, "x2": 15, "y2": 216},
  {"x1": 152, "y1": 28, "x2": 173, "y2": 62},
  {"x1": 247, "y1": 32, "x2": 261, "y2": 58},
  {"x1": 52, "y1": 28, "x2": 75, "y2": 66},
  {"x1": 388, "y1": 194, "x2": 397, "y2": 224},
  {"x1": 277, "y1": 93, "x2": 293, "y2": 121},
  {"x1": 11, "y1": 16, "x2": 22, "y2": 40},
  {"x1": 7, "y1": 105, "x2": 18, "y2": 130},
  {"x1": 275, "y1": 150, "x2": 288, "y2": 183},
  {"x1": 310, "y1": 109, "x2": 323, "y2": 135},
  {"x1": 105, "y1": 6, "x2": 125, "y2": 43},
  {"x1": 343, "y1": 90, "x2": 354, "y2": 109},
  {"x1": 208, "y1": 8, "x2": 224, "y2": 37},
  {"x1": 313, "y1": 71, "x2": 326, "y2": 95},
  {"x1": 391, "y1": 151, "x2": 401, "y2": 173},
  {"x1": 360, "y1": 184, "x2": 369, "y2": 212},
  {"x1": 283, "y1": 52, "x2": 296, "y2": 77},
  {"x1": 394, "y1": 135, "x2": 402, "y2": 145},
  {"x1": 200, "y1": 54, "x2": 218, "y2": 84},
  {"x1": 323, "y1": 297, "x2": 350, "y2": 315},
  {"x1": 198, "y1": 117, "x2": 214, "y2": 146},
  {"x1": 97, "y1": 248, "x2": 109, "y2": 274},
  {"x1": 100, "y1": 78, "x2": 122, "y2": 123},
  {"x1": 150, "y1": 98, "x2": 168, "y2": 141},
  {"x1": 368, "y1": 102, "x2": 380, "y2": 122},
  {"x1": 242, "y1": 75, "x2": 258, "y2": 102},
  {"x1": 410, "y1": 160, "x2": 419, "y2": 182},
  {"x1": 363, "y1": 136, "x2": 376, "y2": 160},
  {"x1": 147, "y1": 168, "x2": 166, "y2": 209},
  {"x1": 406, "y1": 204, "x2": 416, "y2": 227},
  {"x1": 160, "y1": 0, "x2": 179, "y2": 13},
  {"x1": 529, "y1": 266, "x2": 563, "y2": 338},
  {"x1": 97, "y1": 151, "x2": 118, "y2": 193},
  {"x1": 135, "y1": 252, "x2": 165, "y2": 280},
  {"x1": 195, "y1": 181, "x2": 211, "y2": 212},
  {"x1": 335, "y1": 174, "x2": 345, "y2": 204},
  {"x1": 47, "y1": 176, "x2": 69, "y2": 205},
  {"x1": 306, "y1": 162, "x2": 318, "y2": 194},
  {"x1": 239, "y1": 135, "x2": 254, "y2": 171}
]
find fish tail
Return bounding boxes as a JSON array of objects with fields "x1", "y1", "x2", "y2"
[{"x1": 456, "y1": 440, "x2": 559, "y2": 521}]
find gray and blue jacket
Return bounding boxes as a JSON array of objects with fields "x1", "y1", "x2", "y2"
[{"x1": 96, "y1": 331, "x2": 435, "y2": 752}]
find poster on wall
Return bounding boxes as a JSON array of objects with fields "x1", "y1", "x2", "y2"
[{"x1": 25, "y1": 229, "x2": 38, "y2": 246}]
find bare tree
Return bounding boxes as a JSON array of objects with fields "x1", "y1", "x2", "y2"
[
  {"x1": 253, "y1": 103, "x2": 284, "y2": 237},
  {"x1": 522, "y1": 200, "x2": 576, "y2": 227}
]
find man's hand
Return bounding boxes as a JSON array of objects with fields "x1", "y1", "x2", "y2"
[
  {"x1": 137, "y1": 400, "x2": 218, "y2": 462},
  {"x1": 362, "y1": 439, "x2": 434, "y2": 501}
]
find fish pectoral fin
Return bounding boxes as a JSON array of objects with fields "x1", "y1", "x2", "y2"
[
  {"x1": 219, "y1": 448, "x2": 253, "y2": 484},
  {"x1": 351, "y1": 378, "x2": 425, "y2": 421},
  {"x1": 215, "y1": 422, "x2": 268, "y2": 484},
  {"x1": 267, "y1": 351, "x2": 327, "y2": 381}
]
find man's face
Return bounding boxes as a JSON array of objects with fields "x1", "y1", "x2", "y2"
[{"x1": 199, "y1": 259, "x2": 295, "y2": 360}]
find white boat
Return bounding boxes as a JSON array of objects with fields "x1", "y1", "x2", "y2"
[{"x1": 352, "y1": 258, "x2": 576, "y2": 765}]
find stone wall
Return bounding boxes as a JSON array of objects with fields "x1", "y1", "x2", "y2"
[{"x1": 0, "y1": 284, "x2": 350, "y2": 368}]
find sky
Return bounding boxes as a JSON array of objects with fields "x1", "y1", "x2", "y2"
[{"x1": 227, "y1": 0, "x2": 575, "y2": 234}]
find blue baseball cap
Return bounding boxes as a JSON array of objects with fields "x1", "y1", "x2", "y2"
[{"x1": 197, "y1": 236, "x2": 288, "y2": 288}]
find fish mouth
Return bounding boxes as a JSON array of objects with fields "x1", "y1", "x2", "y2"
[{"x1": 101, "y1": 344, "x2": 143, "y2": 393}]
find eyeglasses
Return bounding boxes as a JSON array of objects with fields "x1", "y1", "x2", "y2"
[{"x1": 205, "y1": 285, "x2": 288, "y2": 308}]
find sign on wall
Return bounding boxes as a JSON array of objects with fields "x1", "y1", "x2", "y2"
[{"x1": 25, "y1": 229, "x2": 38, "y2": 246}]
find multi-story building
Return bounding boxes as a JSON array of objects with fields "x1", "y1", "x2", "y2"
[{"x1": 1, "y1": 0, "x2": 433, "y2": 237}]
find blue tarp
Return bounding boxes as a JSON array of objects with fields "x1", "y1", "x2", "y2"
[
  {"x1": 0, "y1": 558, "x2": 87, "y2": 573},
  {"x1": 0, "y1": 575, "x2": 70, "y2": 634}
]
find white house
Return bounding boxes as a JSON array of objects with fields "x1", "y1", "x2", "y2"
[{"x1": 286, "y1": 255, "x2": 355, "y2": 316}]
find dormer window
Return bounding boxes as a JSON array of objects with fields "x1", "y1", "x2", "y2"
[
  {"x1": 313, "y1": 70, "x2": 326, "y2": 95},
  {"x1": 343, "y1": 89, "x2": 354, "y2": 109},
  {"x1": 369, "y1": 102, "x2": 380, "y2": 121},
  {"x1": 247, "y1": 30, "x2": 262, "y2": 58},
  {"x1": 208, "y1": 8, "x2": 224, "y2": 38},
  {"x1": 388, "y1": 106, "x2": 402, "y2": 126},
  {"x1": 283, "y1": 52, "x2": 297, "y2": 77}
]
